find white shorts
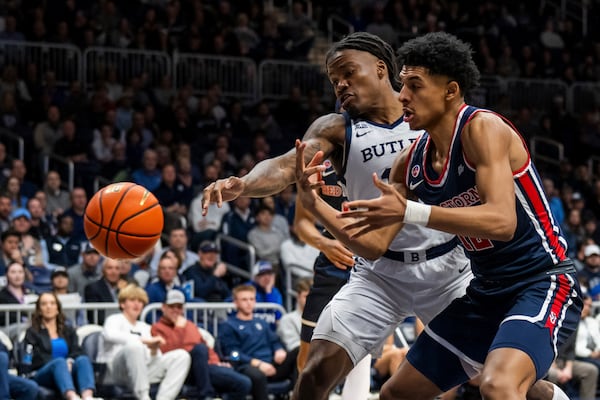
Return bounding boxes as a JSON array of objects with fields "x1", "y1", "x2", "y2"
[{"x1": 312, "y1": 246, "x2": 472, "y2": 365}]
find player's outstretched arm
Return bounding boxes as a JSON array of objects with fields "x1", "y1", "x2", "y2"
[
  {"x1": 202, "y1": 114, "x2": 344, "y2": 216},
  {"x1": 295, "y1": 140, "x2": 402, "y2": 260}
]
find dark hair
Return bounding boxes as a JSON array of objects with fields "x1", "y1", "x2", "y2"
[
  {"x1": 32, "y1": 292, "x2": 66, "y2": 336},
  {"x1": 397, "y1": 32, "x2": 480, "y2": 96},
  {"x1": 1, "y1": 228, "x2": 20, "y2": 242},
  {"x1": 325, "y1": 32, "x2": 401, "y2": 91}
]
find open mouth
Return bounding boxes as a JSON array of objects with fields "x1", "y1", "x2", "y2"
[{"x1": 403, "y1": 109, "x2": 414, "y2": 123}]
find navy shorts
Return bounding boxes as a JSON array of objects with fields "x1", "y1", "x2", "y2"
[
  {"x1": 407, "y1": 270, "x2": 582, "y2": 391},
  {"x1": 300, "y1": 253, "x2": 351, "y2": 343}
]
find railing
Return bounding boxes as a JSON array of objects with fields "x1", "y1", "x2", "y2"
[
  {"x1": 43, "y1": 154, "x2": 74, "y2": 192},
  {"x1": 505, "y1": 78, "x2": 569, "y2": 111},
  {"x1": 216, "y1": 233, "x2": 256, "y2": 279},
  {"x1": 174, "y1": 53, "x2": 257, "y2": 101},
  {"x1": 0, "y1": 127, "x2": 24, "y2": 161},
  {"x1": 284, "y1": 263, "x2": 312, "y2": 311},
  {"x1": 0, "y1": 40, "x2": 82, "y2": 87},
  {"x1": 258, "y1": 59, "x2": 332, "y2": 101},
  {"x1": 140, "y1": 302, "x2": 286, "y2": 337},
  {"x1": 83, "y1": 46, "x2": 171, "y2": 91},
  {"x1": 529, "y1": 136, "x2": 564, "y2": 167}
]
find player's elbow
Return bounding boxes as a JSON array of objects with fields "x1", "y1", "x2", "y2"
[{"x1": 490, "y1": 216, "x2": 516, "y2": 241}]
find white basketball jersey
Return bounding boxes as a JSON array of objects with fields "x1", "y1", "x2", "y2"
[{"x1": 339, "y1": 113, "x2": 456, "y2": 252}]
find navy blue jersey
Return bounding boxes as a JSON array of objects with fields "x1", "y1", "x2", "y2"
[
  {"x1": 320, "y1": 160, "x2": 346, "y2": 239},
  {"x1": 405, "y1": 105, "x2": 568, "y2": 281}
]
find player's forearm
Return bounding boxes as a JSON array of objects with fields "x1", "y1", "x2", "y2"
[
  {"x1": 427, "y1": 203, "x2": 516, "y2": 241},
  {"x1": 309, "y1": 196, "x2": 401, "y2": 260},
  {"x1": 240, "y1": 152, "x2": 296, "y2": 197}
]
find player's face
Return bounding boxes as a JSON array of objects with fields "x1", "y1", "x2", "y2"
[
  {"x1": 327, "y1": 49, "x2": 384, "y2": 118},
  {"x1": 399, "y1": 66, "x2": 452, "y2": 131}
]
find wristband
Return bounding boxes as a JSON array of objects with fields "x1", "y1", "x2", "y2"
[{"x1": 403, "y1": 200, "x2": 431, "y2": 226}]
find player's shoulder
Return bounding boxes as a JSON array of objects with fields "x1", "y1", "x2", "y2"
[{"x1": 304, "y1": 113, "x2": 346, "y2": 142}]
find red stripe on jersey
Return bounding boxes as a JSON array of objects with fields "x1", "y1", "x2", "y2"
[
  {"x1": 518, "y1": 170, "x2": 567, "y2": 261},
  {"x1": 544, "y1": 274, "x2": 570, "y2": 335}
]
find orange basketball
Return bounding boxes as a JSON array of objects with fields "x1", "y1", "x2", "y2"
[{"x1": 84, "y1": 182, "x2": 163, "y2": 259}]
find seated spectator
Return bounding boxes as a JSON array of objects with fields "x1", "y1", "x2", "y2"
[
  {"x1": 24, "y1": 292, "x2": 100, "y2": 400},
  {"x1": 27, "y1": 197, "x2": 53, "y2": 241},
  {"x1": 98, "y1": 284, "x2": 191, "y2": 400},
  {"x1": 219, "y1": 284, "x2": 298, "y2": 400},
  {"x1": 131, "y1": 148, "x2": 162, "y2": 192},
  {"x1": 10, "y1": 159, "x2": 37, "y2": 200},
  {"x1": 3, "y1": 176, "x2": 27, "y2": 209},
  {"x1": 0, "y1": 261, "x2": 37, "y2": 324},
  {"x1": 277, "y1": 278, "x2": 311, "y2": 352},
  {"x1": 152, "y1": 163, "x2": 192, "y2": 219},
  {"x1": 51, "y1": 266, "x2": 82, "y2": 325},
  {"x1": 68, "y1": 242, "x2": 102, "y2": 297},
  {"x1": 10, "y1": 207, "x2": 48, "y2": 268},
  {"x1": 575, "y1": 295, "x2": 600, "y2": 372},
  {"x1": 83, "y1": 257, "x2": 122, "y2": 325},
  {"x1": 151, "y1": 289, "x2": 251, "y2": 400},
  {"x1": 247, "y1": 205, "x2": 284, "y2": 268},
  {"x1": 219, "y1": 196, "x2": 255, "y2": 271},
  {"x1": 182, "y1": 240, "x2": 231, "y2": 302},
  {"x1": 0, "y1": 339, "x2": 38, "y2": 400},
  {"x1": 145, "y1": 252, "x2": 186, "y2": 321},
  {"x1": 62, "y1": 187, "x2": 88, "y2": 243},
  {"x1": 547, "y1": 324, "x2": 598, "y2": 400},
  {"x1": 43, "y1": 171, "x2": 70, "y2": 218},
  {"x1": 46, "y1": 214, "x2": 81, "y2": 268},
  {"x1": 149, "y1": 227, "x2": 198, "y2": 276},
  {"x1": 0, "y1": 228, "x2": 23, "y2": 276},
  {"x1": 248, "y1": 260, "x2": 283, "y2": 329},
  {"x1": 280, "y1": 224, "x2": 319, "y2": 280},
  {"x1": 0, "y1": 193, "x2": 12, "y2": 232},
  {"x1": 577, "y1": 243, "x2": 600, "y2": 299}
]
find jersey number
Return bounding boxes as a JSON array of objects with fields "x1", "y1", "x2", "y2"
[{"x1": 459, "y1": 236, "x2": 494, "y2": 252}]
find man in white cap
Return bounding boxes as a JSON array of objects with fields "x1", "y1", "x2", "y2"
[
  {"x1": 578, "y1": 243, "x2": 600, "y2": 299},
  {"x1": 151, "y1": 289, "x2": 251, "y2": 400}
]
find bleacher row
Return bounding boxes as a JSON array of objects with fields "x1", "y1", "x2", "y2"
[{"x1": 0, "y1": 302, "x2": 289, "y2": 400}]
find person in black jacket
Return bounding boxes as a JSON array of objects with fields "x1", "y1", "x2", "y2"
[
  {"x1": 24, "y1": 292, "x2": 100, "y2": 400},
  {"x1": 83, "y1": 257, "x2": 122, "y2": 325},
  {"x1": 0, "y1": 261, "x2": 37, "y2": 325},
  {"x1": 182, "y1": 240, "x2": 231, "y2": 302}
]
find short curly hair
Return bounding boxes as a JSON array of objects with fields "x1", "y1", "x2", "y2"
[
  {"x1": 397, "y1": 32, "x2": 480, "y2": 96},
  {"x1": 326, "y1": 31, "x2": 401, "y2": 91}
]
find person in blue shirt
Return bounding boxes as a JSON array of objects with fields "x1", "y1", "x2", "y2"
[
  {"x1": 145, "y1": 250, "x2": 187, "y2": 323},
  {"x1": 219, "y1": 284, "x2": 297, "y2": 400},
  {"x1": 24, "y1": 292, "x2": 99, "y2": 400},
  {"x1": 248, "y1": 260, "x2": 283, "y2": 330}
]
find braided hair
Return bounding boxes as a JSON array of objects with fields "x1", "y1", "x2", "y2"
[{"x1": 325, "y1": 32, "x2": 401, "y2": 91}]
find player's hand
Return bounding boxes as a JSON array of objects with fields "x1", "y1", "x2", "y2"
[
  {"x1": 320, "y1": 238, "x2": 354, "y2": 270},
  {"x1": 201, "y1": 177, "x2": 245, "y2": 216},
  {"x1": 294, "y1": 139, "x2": 325, "y2": 210},
  {"x1": 338, "y1": 173, "x2": 406, "y2": 239},
  {"x1": 273, "y1": 349, "x2": 287, "y2": 364}
]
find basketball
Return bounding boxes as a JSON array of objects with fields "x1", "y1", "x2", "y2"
[{"x1": 84, "y1": 182, "x2": 163, "y2": 259}]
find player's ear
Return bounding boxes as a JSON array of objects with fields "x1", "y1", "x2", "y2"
[
  {"x1": 446, "y1": 81, "x2": 460, "y2": 100},
  {"x1": 376, "y1": 60, "x2": 386, "y2": 79}
]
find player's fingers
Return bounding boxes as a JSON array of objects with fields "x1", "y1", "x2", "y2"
[
  {"x1": 295, "y1": 140, "x2": 307, "y2": 174},
  {"x1": 372, "y1": 173, "x2": 394, "y2": 192}
]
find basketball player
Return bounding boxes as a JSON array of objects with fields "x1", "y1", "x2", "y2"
[
  {"x1": 323, "y1": 32, "x2": 582, "y2": 399},
  {"x1": 205, "y1": 31, "x2": 566, "y2": 400},
  {"x1": 203, "y1": 31, "x2": 474, "y2": 400}
]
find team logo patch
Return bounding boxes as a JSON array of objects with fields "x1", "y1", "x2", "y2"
[
  {"x1": 549, "y1": 311, "x2": 557, "y2": 324},
  {"x1": 411, "y1": 165, "x2": 420, "y2": 178}
]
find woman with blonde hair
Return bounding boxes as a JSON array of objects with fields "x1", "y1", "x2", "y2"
[{"x1": 97, "y1": 284, "x2": 190, "y2": 400}]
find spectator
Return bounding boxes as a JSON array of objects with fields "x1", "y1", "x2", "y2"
[
  {"x1": 131, "y1": 148, "x2": 162, "y2": 192},
  {"x1": 150, "y1": 227, "x2": 198, "y2": 276},
  {"x1": 260, "y1": 196, "x2": 290, "y2": 239},
  {"x1": 280, "y1": 224, "x2": 319, "y2": 280},
  {"x1": 24, "y1": 292, "x2": 100, "y2": 400},
  {"x1": 0, "y1": 262, "x2": 37, "y2": 324},
  {"x1": 246, "y1": 205, "x2": 285, "y2": 267},
  {"x1": 248, "y1": 260, "x2": 283, "y2": 330},
  {"x1": 10, "y1": 207, "x2": 48, "y2": 268},
  {"x1": 151, "y1": 289, "x2": 251, "y2": 400},
  {"x1": 27, "y1": 197, "x2": 53, "y2": 240},
  {"x1": 83, "y1": 257, "x2": 121, "y2": 325},
  {"x1": 51, "y1": 266, "x2": 70, "y2": 295},
  {"x1": 562, "y1": 208, "x2": 586, "y2": 260},
  {"x1": 219, "y1": 284, "x2": 297, "y2": 400},
  {"x1": 10, "y1": 159, "x2": 37, "y2": 200},
  {"x1": 51, "y1": 266, "x2": 82, "y2": 325},
  {"x1": 67, "y1": 242, "x2": 102, "y2": 297},
  {"x1": 4, "y1": 176, "x2": 27, "y2": 208},
  {"x1": 0, "y1": 229, "x2": 23, "y2": 275},
  {"x1": 277, "y1": 278, "x2": 311, "y2": 352},
  {"x1": 152, "y1": 163, "x2": 192, "y2": 218},
  {"x1": 182, "y1": 240, "x2": 231, "y2": 302},
  {"x1": 46, "y1": 214, "x2": 81, "y2": 268},
  {"x1": 575, "y1": 295, "x2": 600, "y2": 372},
  {"x1": 98, "y1": 284, "x2": 191, "y2": 400},
  {"x1": 43, "y1": 170, "x2": 70, "y2": 218},
  {"x1": 0, "y1": 340, "x2": 38, "y2": 400},
  {"x1": 220, "y1": 196, "x2": 255, "y2": 269},
  {"x1": 145, "y1": 252, "x2": 186, "y2": 321},
  {"x1": 577, "y1": 243, "x2": 600, "y2": 299},
  {"x1": 547, "y1": 324, "x2": 598, "y2": 400},
  {"x1": 62, "y1": 187, "x2": 87, "y2": 243},
  {"x1": 0, "y1": 192, "x2": 12, "y2": 232}
]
